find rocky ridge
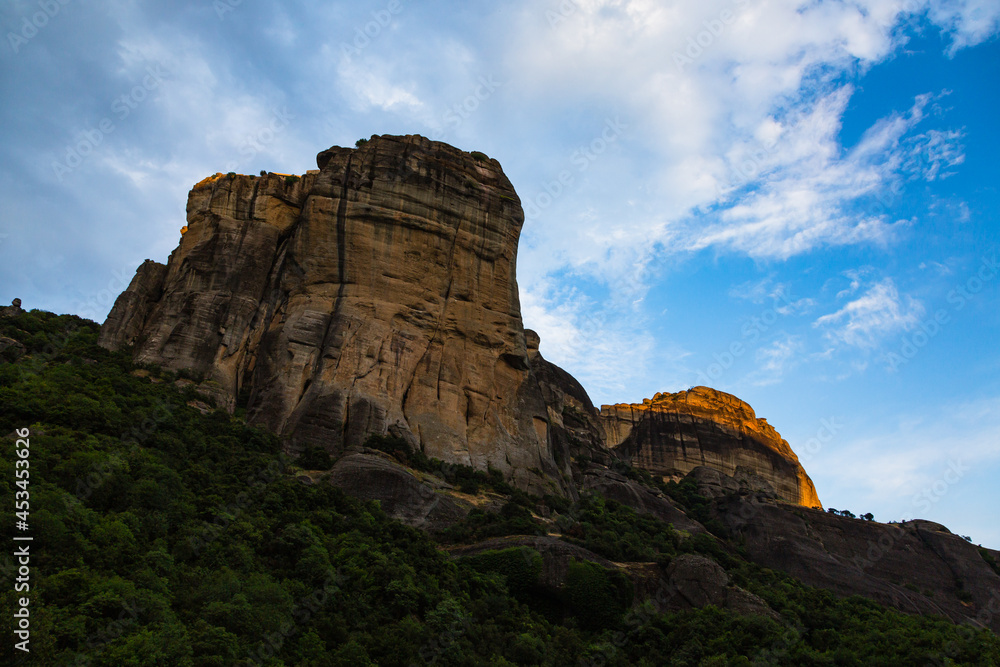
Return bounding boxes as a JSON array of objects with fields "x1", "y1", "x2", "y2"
[
  {"x1": 601, "y1": 386, "x2": 821, "y2": 507},
  {"x1": 100, "y1": 135, "x2": 814, "y2": 505},
  {"x1": 92, "y1": 134, "x2": 1000, "y2": 636}
]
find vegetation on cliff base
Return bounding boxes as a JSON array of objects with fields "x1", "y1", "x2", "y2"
[{"x1": 1, "y1": 309, "x2": 998, "y2": 665}]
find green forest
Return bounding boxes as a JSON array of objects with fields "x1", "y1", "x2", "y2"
[{"x1": 2, "y1": 309, "x2": 998, "y2": 665}]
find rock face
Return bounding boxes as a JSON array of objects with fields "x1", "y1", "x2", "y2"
[
  {"x1": 0, "y1": 298, "x2": 24, "y2": 318},
  {"x1": 579, "y1": 467, "x2": 705, "y2": 535},
  {"x1": 99, "y1": 135, "x2": 822, "y2": 502},
  {"x1": 448, "y1": 538, "x2": 776, "y2": 619},
  {"x1": 525, "y1": 329, "x2": 613, "y2": 483},
  {"x1": 323, "y1": 452, "x2": 470, "y2": 531},
  {"x1": 600, "y1": 387, "x2": 821, "y2": 507},
  {"x1": 0, "y1": 335, "x2": 26, "y2": 362},
  {"x1": 664, "y1": 554, "x2": 778, "y2": 619},
  {"x1": 711, "y1": 486, "x2": 1000, "y2": 633},
  {"x1": 100, "y1": 135, "x2": 565, "y2": 494},
  {"x1": 95, "y1": 134, "x2": 1000, "y2": 634}
]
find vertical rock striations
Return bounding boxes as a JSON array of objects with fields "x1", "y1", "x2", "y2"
[
  {"x1": 600, "y1": 386, "x2": 821, "y2": 507},
  {"x1": 100, "y1": 135, "x2": 821, "y2": 504},
  {"x1": 101, "y1": 135, "x2": 564, "y2": 494},
  {"x1": 99, "y1": 170, "x2": 318, "y2": 405}
]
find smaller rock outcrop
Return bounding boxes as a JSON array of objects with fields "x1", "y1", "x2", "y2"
[
  {"x1": 600, "y1": 387, "x2": 821, "y2": 507},
  {"x1": 664, "y1": 554, "x2": 779, "y2": 619},
  {"x1": 580, "y1": 467, "x2": 705, "y2": 534},
  {"x1": 448, "y1": 536, "x2": 619, "y2": 593},
  {"x1": 448, "y1": 538, "x2": 776, "y2": 619},
  {"x1": 323, "y1": 452, "x2": 470, "y2": 531},
  {"x1": 1, "y1": 298, "x2": 23, "y2": 318},
  {"x1": 0, "y1": 335, "x2": 26, "y2": 362},
  {"x1": 525, "y1": 329, "x2": 615, "y2": 492},
  {"x1": 96, "y1": 261, "x2": 168, "y2": 351}
]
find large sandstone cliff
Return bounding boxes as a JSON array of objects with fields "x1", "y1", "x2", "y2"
[
  {"x1": 100, "y1": 135, "x2": 567, "y2": 494},
  {"x1": 601, "y1": 386, "x2": 821, "y2": 507},
  {"x1": 99, "y1": 135, "x2": 819, "y2": 505}
]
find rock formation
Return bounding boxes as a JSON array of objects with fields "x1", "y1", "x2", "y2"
[
  {"x1": 100, "y1": 135, "x2": 567, "y2": 494},
  {"x1": 0, "y1": 298, "x2": 23, "y2": 318},
  {"x1": 600, "y1": 387, "x2": 821, "y2": 507},
  {"x1": 447, "y1": 539, "x2": 777, "y2": 619},
  {"x1": 99, "y1": 135, "x2": 820, "y2": 504},
  {"x1": 320, "y1": 452, "x2": 471, "y2": 531},
  {"x1": 699, "y1": 469, "x2": 1000, "y2": 633},
  {"x1": 94, "y1": 134, "x2": 1000, "y2": 634}
]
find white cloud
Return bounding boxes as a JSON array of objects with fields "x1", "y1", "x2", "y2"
[
  {"x1": 749, "y1": 333, "x2": 803, "y2": 386},
  {"x1": 728, "y1": 277, "x2": 814, "y2": 315},
  {"x1": 814, "y1": 277, "x2": 924, "y2": 349},
  {"x1": 927, "y1": 0, "x2": 1000, "y2": 55},
  {"x1": 817, "y1": 396, "x2": 1000, "y2": 503},
  {"x1": 505, "y1": 0, "x2": 985, "y2": 275},
  {"x1": 520, "y1": 279, "x2": 657, "y2": 401},
  {"x1": 685, "y1": 89, "x2": 966, "y2": 259},
  {"x1": 335, "y1": 55, "x2": 424, "y2": 112},
  {"x1": 506, "y1": 0, "x2": 987, "y2": 392},
  {"x1": 902, "y1": 128, "x2": 966, "y2": 181},
  {"x1": 835, "y1": 267, "x2": 875, "y2": 299}
]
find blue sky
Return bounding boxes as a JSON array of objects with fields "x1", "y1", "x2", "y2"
[{"x1": 2, "y1": 0, "x2": 998, "y2": 547}]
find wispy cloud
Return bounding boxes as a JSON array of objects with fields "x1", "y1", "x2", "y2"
[
  {"x1": 927, "y1": 0, "x2": 1000, "y2": 55},
  {"x1": 903, "y1": 128, "x2": 966, "y2": 181},
  {"x1": 814, "y1": 277, "x2": 924, "y2": 349},
  {"x1": 728, "y1": 277, "x2": 814, "y2": 315},
  {"x1": 519, "y1": 279, "x2": 656, "y2": 402},
  {"x1": 818, "y1": 395, "x2": 1000, "y2": 502},
  {"x1": 505, "y1": 1, "x2": 991, "y2": 279},
  {"x1": 749, "y1": 333, "x2": 803, "y2": 386},
  {"x1": 335, "y1": 55, "x2": 424, "y2": 113},
  {"x1": 686, "y1": 90, "x2": 965, "y2": 259}
]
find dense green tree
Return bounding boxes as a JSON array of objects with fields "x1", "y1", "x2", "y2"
[{"x1": 0, "y1": 309, "x2": 998, "y2": 665}]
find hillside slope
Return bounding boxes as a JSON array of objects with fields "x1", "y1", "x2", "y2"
[{"x1": 2, "y1": 308, "x2": 998, "y2": 665}]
